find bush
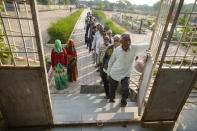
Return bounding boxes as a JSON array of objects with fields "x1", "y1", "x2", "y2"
[
  {"x1": 147, "y1": 19, "x2": 153, "y2": 26},
  {"x1": 48, "y1": 9, "x2": 84, "y2": 44},
  {"x1": 93, "y1": 10, "x2": 124, "y2": 36},
  {"x1": 183, "y1": 59, "x2": 190, "y2": 66}
]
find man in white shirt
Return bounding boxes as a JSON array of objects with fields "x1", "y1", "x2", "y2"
[
  {"x1": 107, "y1": 33, "x2": 149, "y2": 107},
  {"x1": 98, "y1": 35, "x2": 110, "y2": 84},
  {"x1": 95, "y1": 30, "x2": 106, "y2": 72},
  {"x1": 102, "y1": 35, "x2": 121, "y2": 99},
  {"x1": 107, "y1": 30, "x2": 113, "y2": 44},
  {"x1": 92, "y1": 25, "x2": 103, "y2": 67}
]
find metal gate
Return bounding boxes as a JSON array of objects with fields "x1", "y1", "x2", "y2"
[
  {"x1": 0, "y1": 0, "x2": 53, "y2": 126},
  {"x1": 138, "y1": 0, "x2": 197, "y2": 121},
  {"x1": 138, "y1": 0, "x2": 177, "y2": 116}
]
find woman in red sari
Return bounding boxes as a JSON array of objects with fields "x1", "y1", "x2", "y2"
[
  {"x1": 51, "y1": 40, "x2": 69, "y2": 90},
  {"x1": 65, "y1": 39, "x2": 78, "y2": 82}
]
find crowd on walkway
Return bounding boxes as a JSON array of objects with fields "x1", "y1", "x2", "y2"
[
  {"x1": 50, "y1": 9, "x2": 149, "y2": 107},
  {"x1": 85, "y1": 10, "x2": 149, "y2": 107}
]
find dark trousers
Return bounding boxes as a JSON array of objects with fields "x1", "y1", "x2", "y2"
[
  {"x1": 85, "y1": 24, "x2": 90, "y2": 44},
  {"x1": 99, "y1": 64, "x2": 103, "y2": 79},
  {"x1": 88, "y1": 38, "x2": 92, "y2": 52},
  {"x1": 102, "y1": 71, "x2": 110, "y2": 97},
  {"x1": 85, "y1": 33, "x2": 87, "y2": 44},
  {"x1": 109, "y1": 76, "x2": 130, "y2": 105}
]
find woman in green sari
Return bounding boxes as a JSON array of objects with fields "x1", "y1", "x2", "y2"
[{"x1": 51, "y1": 40, "x2": 69, "y2": 90}]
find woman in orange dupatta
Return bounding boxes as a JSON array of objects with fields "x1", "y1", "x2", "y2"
[{"x1": 65, "y1": 39, "x2": 78, "y2": 82}]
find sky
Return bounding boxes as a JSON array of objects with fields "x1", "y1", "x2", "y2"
[{"x1": 107, "y1": 0, "x2": 195, "y2": 6}]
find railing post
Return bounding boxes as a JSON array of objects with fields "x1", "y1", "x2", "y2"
[{"x1": 29, "y1": 0, "x2": 53, "y2": 125}]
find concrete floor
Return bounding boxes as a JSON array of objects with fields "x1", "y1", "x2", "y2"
[
  {"x1": 2, "y1": 95, "x2": 195, "y2": 131},
  {"x1": 2, "y1": 105, "x2": 197, "y2": 131},
  {"x1": 1, "y1": 102, "x2": 197, "y2": 130}
]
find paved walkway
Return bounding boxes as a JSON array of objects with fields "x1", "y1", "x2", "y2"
[{"x1": 50, "y1": 9, "x2": 101, "y2": 94}]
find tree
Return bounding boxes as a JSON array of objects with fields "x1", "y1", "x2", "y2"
[
  {"x1": 153, "y1": 1, "x2": 160, "y2": 12},
  {"x1": 109, "y1": 3, "x2": 115, "y2": 9},
  {"x1": 65, "y1": 0, "x2": 70, "y2": 5},
  {"x1": 70, "y1": 0, "x2": 78, "y2": 5},
  {"x1": 103, "y1": 0, "x2": 110, "y2": 9},
  {"x1": 116, "y1": 0, "x2": 126, "y2": 10},
  {"x1": 59, "y1": 0, "x2": 65, "y2": 5},
  {"x1": 98, "y1": 1, "x2": 104, "y2": 8},
  {"x1": 124, "y1": 0, "x2": 135, "y2": 10},
  {"x1": 37, "y1": 0, "x2": 54, "y2": 5}
]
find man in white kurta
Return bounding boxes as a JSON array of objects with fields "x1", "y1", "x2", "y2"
[
  {"x1": 107, "y1": 29, "x2": 113, "y2": 45},
  {"x1": 92, "y1": 25, "x2": 103, "y2": 66},
  {"x1": 107, "y1": 33, "x2": 149, "y2": 107}
]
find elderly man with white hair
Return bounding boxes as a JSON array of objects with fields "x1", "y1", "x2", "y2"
[
  {"x1": 107, "y1": 32, "x2": 149, "y2": 107},
  {"x1": 102, "y1": 34, "x2": 121, "y2": 99}
]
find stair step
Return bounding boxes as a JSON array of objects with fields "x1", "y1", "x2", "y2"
[
  {"x1": 53, "y1": 112, "x2": 139, "y2": 123},
  {"x1": 51, "y1": 94, "x2": 138, "y2": 123},
  {"x1": 82, "y1": 112, "x2": 139, "y2": 122},
  {"x1": 52, "y1": 98, "x2": 137, "y2": 112}
]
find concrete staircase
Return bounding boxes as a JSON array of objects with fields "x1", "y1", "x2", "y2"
[{"x1": 51, "y1": 93, "x2": 140, "y2": 124}]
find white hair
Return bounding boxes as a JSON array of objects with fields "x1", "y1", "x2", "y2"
[
  {"x1": 107, "y1": 29, "x2": 112, "y2": 34},
  {"x1": 120, "y1": 32, "x2": 130, "y2": 40},
  {"x1": 104, "y1": 35, "x2": 109, "y2": 40},
  {"x1": 95, "y1": 23, "x2": 99, "y2": 26},
  {"x1": 113, "y1": 34, "x2": 121, "y2": 39}
]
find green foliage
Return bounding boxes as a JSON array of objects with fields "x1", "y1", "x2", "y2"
[
  {"x1": 47, "y1": 9, "x2": 84, "y2": 44},
  {"x1": 177, "y1": 14, "x2": 187, "y2": 26},
  {"x1": 0, "y1": 43, "x2": 17, "y2": 64},
  {"x1": 65, "y1": 0, "x2": 70, "y2": 5},
  {"x1": 153, "y1": 68, "x2": 158, "y2": 76},
  {"x1": 0, "y1": 1, "x2": 3, "y2": 10},
  {"x1": 59, "y1": 0, "x2": 75, "y2": 5},
  {"x1": 70, "y1": 0, "x2": 78, "y2": 5},
  {"x1": 182, "y1": 59, "x2": 190, "y2": 66},
  {"x1": 58, "y1": 0, "x2": 65, "y2": 5},
  {"x1": 85, "y1": 0, "x2": 197, "y2": 17},
  {"x1": 177, "y1": 25, "x2": 197, "y2": 46},
  {"x1": 172, "y1": 59, "x2": 177, "y2": 64},
  {"x1": 37, "y1": 0, "x2": 54, "y2": 5},
  {"x1": 0, "y1": 3, "x2": 12, "y2": 64},
  {"x1": 147, "y1": 19, "x2": 153, "y2": 26},
  {"x1": 93, "y1": 10, "x2": 124, "y2": 36},
  {"x1": 45, "y1": 56, "x2": 49, "y2": 63},
  {"x1": 0, "y1": 44, "x2": 10, "y2": 59},
  {"x1": 153, "y1": 1, "x2": 160, "y2": 12},
  {"x1": 86, "y1": 0, "x2": 135, "y2": 11},
  {"x1": 191, "y1": 47, "x2": 196, "y2": 54}
]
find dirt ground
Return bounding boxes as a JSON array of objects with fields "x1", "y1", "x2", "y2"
[{"x1": 104, "y1": 11, "x2": 152, "y2": 44}]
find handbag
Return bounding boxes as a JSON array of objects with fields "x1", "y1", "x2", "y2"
[{"x1": 134, "y1": 60, "x2": 145, "y2": 73}]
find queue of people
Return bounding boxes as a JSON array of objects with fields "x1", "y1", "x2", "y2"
[
  {"x1": 85, "y1": 11, "x2": 149, "y2": 107},
  {"x1": 51, "y1": 10, "x2": 148, "y2": 108}
]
